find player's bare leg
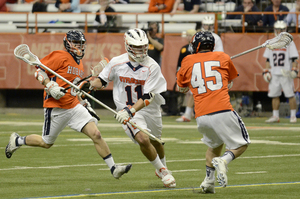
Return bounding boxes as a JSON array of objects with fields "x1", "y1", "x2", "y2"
[
  {"x1": 82, "y1": 122, "x2": 132, "y2": 179},
  {"x1": 25, "y1": 134, "x2": 53, "y2": 148},
  {"x1": 135, "y1": 131, "x2": 176, "y2": 187},
  {"x1": 288, "y1": 96, "x2": 297, "y2": 123}
]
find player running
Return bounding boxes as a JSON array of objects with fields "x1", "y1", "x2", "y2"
[
  {"x1": 5, "y1": 30, "x2": 132, "y2": 179},
  {"x1": 89, "y1": 28, "x2": 176, "y2": 188},
  {"x1": 177, "y1": 31, "x2": 251, "y2": 193}
]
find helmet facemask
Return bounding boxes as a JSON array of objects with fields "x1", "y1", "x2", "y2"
[{"x1": 125, "y1": 42, "x2": 148, "y2": 63}]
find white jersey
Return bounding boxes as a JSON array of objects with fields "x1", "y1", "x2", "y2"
[
  {"x1": 99, "y1": 53, "x2": 167, "y2": 114},
  {"x1": 212, "y1": 32, "x2": 224, "y2": 52},
  {"x1": 263, "y1": 41, "x2": 298, "y2": 75}
]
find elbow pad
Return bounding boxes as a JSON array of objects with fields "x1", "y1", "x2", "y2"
[{"x1": 141, "y1": 92, "x2": 155, "y2": 107}]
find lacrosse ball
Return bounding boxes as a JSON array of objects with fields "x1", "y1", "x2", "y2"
[{"x1": 23, "y1": 54, "x2": 30, "y2": 60}]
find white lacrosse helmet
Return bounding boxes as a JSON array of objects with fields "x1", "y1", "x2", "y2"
[
  {"x1": 274, "y1": 21, "x2": 287, "y2": 36},
  {"x1": 202, "y1": 16, "x2": 215, "y2": 32},
  {"x1": 124, "y1": 28, "x2": 149, "y2": 63}
]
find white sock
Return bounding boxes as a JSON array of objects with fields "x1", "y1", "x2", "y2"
[
  {"x1": 206, "y1": 165, "x2": 215, "y2": 180},
  {"x1": 103, "y1": 154, "x2": 115, "y2": 170},
  {"x1": 273, "y1": 110, "x2": 279, "y2": 118},
  {"x1": 291, "y1": 109, "x2": 296, "y2": 118},
  {"x1": 220, "y1": 151, "x2": 235, "y2": 165},
  {"x1": 160, "y1": 156, "x2": 167, "y2": 167},
  {"x1": 150, "y1": 155, "x2": 165, "y2": 171},
  {"x1": 16, "y1": 136, "x2": 26, "y2": 146},
  {"x1": 185, "y1": 107, "x2": 193, "y2": 119}
]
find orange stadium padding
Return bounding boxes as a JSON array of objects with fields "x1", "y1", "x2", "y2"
[{"x1": 0, "y1": 33, "x2": 299, "y2": 92}]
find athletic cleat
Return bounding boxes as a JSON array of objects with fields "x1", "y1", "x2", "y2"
[
  {"x1": 112, "y1": 164, "x2": 132, "y2": 179},
  {"x1": 175, "y1": 115, "x2": 191, "y2": 122},
  {"x1": 160, "y1": 167, "x2": 176, "y2": 188},
  {"x1": 155, "y1": 169, "x2": 162, "y2": 179},
  {"x1": 290, "y1": 116, "x2": 297, "y2": 123},
  {"x1": 5, "y1": 132, "x2": 21, "y2": 159},
  {"x1": 212, "y1": 157, "x2": 228, "y2": 188},
  {"x1": 200, "y1": 177, "x2": 215, "y2": 193},
  {"x1": 265, "y1": 116, "x2": 280, "y2": 123}
]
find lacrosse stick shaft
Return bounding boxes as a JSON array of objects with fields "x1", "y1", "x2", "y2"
[
  {"x1": 230, "y1": 45, "x2": 263, "y2": 59},
  {"x1": 38, "y1": 62, "x2": 163, "y2": 144}
]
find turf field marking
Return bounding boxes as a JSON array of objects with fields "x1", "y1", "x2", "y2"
[
  {"x1": 235, "y1": 171, "x2": 267, "y2": 174},
  {"x1": 1, "y1": 154, "x2": 300, "y2": 171},
  {"x1": 21, "y1": 181, "x2": 300, "y2": 199}
]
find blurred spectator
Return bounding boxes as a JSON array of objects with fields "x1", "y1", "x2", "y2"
[
  {"x1": 93, "y1": 0, "x2": 116, "y2": 33},
  {"x1": 55, "y1": 0, "x2": 81, "y2": 13},
  {"x1": 146, "y1": 22, "x2": 164, "y2": 66},
  {"x1": 226, "y1": 0, "x2": 263, "y2": 26},
  {"x1": 285, "y1": 0, "x2": 300, "y2": 26},
  {"x1": 262, "y1": 0, "x2": 289, "y2": 27},
  {"x1": 171, "y1": 0, "x2": 201, "y2": 15},
  {"x1": 0, "y1": 0, "x2": 8, "y2": 12},
  {"x1": 148, "y1": 0, "x2": 175, "y2": 13}
]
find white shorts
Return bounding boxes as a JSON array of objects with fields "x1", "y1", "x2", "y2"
[
  {"x1": 42, "y1": 104, "x2": 98, "y2": 144},
  {"x1": 268, "y1": 75, "x2": 295, "y2": 98},
  {"x1": 196, "y1": 110, "x2": 251, "y2": 150},
  {"x1": 122, "y1": 111, "x2": 162, "y2": 144}
]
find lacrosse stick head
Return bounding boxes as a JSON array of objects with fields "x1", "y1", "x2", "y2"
[
  {"x1": 14, "y1": 44, "x2": 40, "y2": 65},
  {"x1": 265, "y1": 32, "x2": 293, "y2": 50}
]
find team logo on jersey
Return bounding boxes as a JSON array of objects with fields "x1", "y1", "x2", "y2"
[
  {"x1": 67, "y1": 66, "x2": 84, "y2": 78},
  {"x1": 119, "y1": 76, "x2": 145, "y2": 85}
]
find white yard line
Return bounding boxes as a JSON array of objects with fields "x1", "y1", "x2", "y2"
[{"x1": 1, "y1": 154, "x2": 300, "y2": 171}]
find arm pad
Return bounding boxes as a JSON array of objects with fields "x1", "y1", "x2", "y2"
[{"x1": 34, "y1": 68, "x2": 49, "y2": 84}]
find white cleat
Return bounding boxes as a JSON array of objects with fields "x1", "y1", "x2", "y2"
[
  {"x1": 290, "y1": 116, "x2": 297, "y2": 123},
  {"x1": 175, "y1": 115, "x2": 191, "y2": 122},
  {"x1": 265, "y1": 116, "x2": 280, "y2": 123},
  {"x1": 212, "y1": 157, "x2": 228, "y2": 188},
  {"x1": 5, "y1": 132, "x2": 21, "y2": 159},
  {"x1": 200, "y1": 177, "x2": 215, "y2": 193},
  {"x1": 159, "y1": 167, "x2": 176, "y2": 188},
  {"x1": 155, "y1": 169, "x2": 162, "y2": 179},
  {"x1": 112, "y1": 164, "x2": 132, "y2": 179}
]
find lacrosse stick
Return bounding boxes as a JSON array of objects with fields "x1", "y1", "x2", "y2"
[
  {"x1": 64, "y1": 74, "x2": 92, "y2": 92},
  {"x1": 231, "y1": 32, "x2": 293, "y2": 59},
  {"x1": 14, "y1": 44, "x2": 165, "y2": 145}
]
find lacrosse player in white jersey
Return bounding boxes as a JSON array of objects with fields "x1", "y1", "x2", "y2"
[
  {"x1": 263, "y1": 21, "x2": 299, "y2": 123},
  {"x1": 90, "y1": 28, "x2": 176, "y2": 188}
]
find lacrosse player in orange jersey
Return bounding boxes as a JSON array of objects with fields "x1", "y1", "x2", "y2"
[
  {"x1": 177, "y1": 31, "x2": 251, "y2": 193},
  {"x1": 5, "y1": 30, "x2": 132, "y2": 179},
  {"x1": 263, "y1": 21, "x2": 299, "y2": 123}
]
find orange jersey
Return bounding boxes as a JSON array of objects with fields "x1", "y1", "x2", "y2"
[
  {"x1": 177, "y1": 51, "x2": 238, "y2": 118},
  {"x1": 40, "y1": 50, "x2": 85, "y2": 109}
]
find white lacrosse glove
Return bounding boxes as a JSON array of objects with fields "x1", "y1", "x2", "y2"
[
  {"x1": 262, "y1": 69, "x2": 272, "y2": 83},
  {"x1": 177, "y1": 85, "x2": 189, "y2": 93},
  {"x1": 291, "y1": 70, "x2": 298, "y2": 79},
  {"x1": 45, "y1": 81, "x2": 66, "y2": 100},
  {"x1": 91, "y1": 57, "x2": 109, "y2": 77},
  {"x1": 115, "y1": 105, "x2": 136, "y2": 124},
  {"x1": 80, "y1": 99, "x2": 100, "y2": 121}
]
